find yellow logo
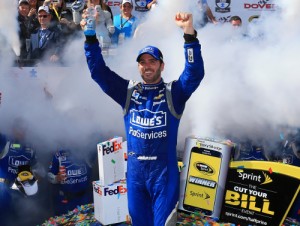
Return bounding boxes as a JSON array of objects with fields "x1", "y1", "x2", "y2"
[{"x1": 261, "y1": 172, "x2": 273, "y2": 185}]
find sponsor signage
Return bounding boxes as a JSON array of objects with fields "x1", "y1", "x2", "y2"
[
  {"x1": 178, "y1": 136, "x2": 234, "y2": 218},
  {"x1": 93, "y1": 180, "x2": 129, "y2": 225},
  {"x1": 97, "y1": 136, "x2": 125, "y2": 185},
  {"x1": 220, "y1": 161, "x2": 300, "y2": 226}
]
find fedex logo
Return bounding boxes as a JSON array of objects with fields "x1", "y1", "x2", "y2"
[
  {"x1": 100, "y1": 140, "x2": 122, "y2": 156},
  {"x1": 9, "y1": 155, "x2": 30, "y2": 167},
  {"x1": 130, "y1": 109, "x2": 166, "y2": 129},
  {"x1": 93, "y1": 184, "x2": 103, "y2": 195},
  {"x1": 104, "y1": 185, "x2": 127, "y2": 196}
]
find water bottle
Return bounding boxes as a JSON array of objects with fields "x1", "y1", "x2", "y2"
[{"x1": 84, "y1": 7, "x2": 96, "y2": 36}]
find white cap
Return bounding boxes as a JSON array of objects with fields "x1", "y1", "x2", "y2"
[
  {"x1": 122, "y1": 0, "x2": 133, "y2": 5},
  {"x1": 38, "y1": 5, "x2": 50, "y2": 14},
  {"x1": 19, "y1": 0, "x2": 29, "y2": 5}
]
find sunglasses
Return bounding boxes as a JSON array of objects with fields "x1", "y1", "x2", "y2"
[{"x1": 38, "y1": 15, "x2": 48, "y2": 18}]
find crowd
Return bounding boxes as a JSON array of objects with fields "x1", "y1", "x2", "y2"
[
  {"x1": 15, "y1": 0, "x2": 158, "y2": 66},
  {"x1": 14, "y1": 0, "x2": 229, "y2": 67}
]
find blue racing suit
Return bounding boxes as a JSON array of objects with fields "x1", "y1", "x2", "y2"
[
  {"x1": 48, "y1": 150, "x2": 93, "y2": 215},
  {"x1": 0, "y1": 133, "x2": 38, "y2": 223},
  {"x1": 84, "y1": 35, "x2": 204, "y2": 226}
]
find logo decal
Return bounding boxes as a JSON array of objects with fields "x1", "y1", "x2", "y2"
[
  {"x1": 130, "y1": 109, "x2": 166, "y2": 129},
  {"x1": 194, "y1": 162, "x2": 215, "y2": 175},
  {"x1": 187, "y1": 48, "x2": 194, "y2": 63},
  {"x1": 9, "y1": 155, "x2": 30, "y2": 167},
  {"x1": 215, "y1": 0, "x2": 231, "y2": 13}
]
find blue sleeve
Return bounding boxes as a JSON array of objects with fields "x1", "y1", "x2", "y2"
[
  {"x1": 84, "y1": 41, "x2": 129, "y2": 108},
  {"x1": 48, "y1": 152, "x2": 59, "y2": 175},
  {"x1": 30, "y1": 148, "x2": 38, "y2": 167},
  {"x1": 0, "y1": 133, "x2": 7, "y2": 152},
  {"x1": 171, "y1": 40, "x2": 205, "y2": 114}
]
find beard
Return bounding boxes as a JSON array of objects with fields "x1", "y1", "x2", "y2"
[{"x1": 141, "y1": 67, "x2": 162, "y2": 84}]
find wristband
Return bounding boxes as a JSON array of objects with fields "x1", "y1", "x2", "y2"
[
  {"x1": 85, "y1": 34, "x2": 98, "y2": 44},
  {"x1": 183, "y1": 30, "x2": 198, "y2": 43}
]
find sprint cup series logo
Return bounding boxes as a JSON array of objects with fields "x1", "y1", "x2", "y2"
[
  {"x1": 215, "y1": 0, "x2": 231, "y2": 13},
  {"x1": 130, "y1": 109, "x2": 166, "y2": 129},
  {"x1": 194, "y1": 162, "x2": 215, "y2": 176}
]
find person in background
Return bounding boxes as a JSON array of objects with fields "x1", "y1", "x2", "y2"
[
  {"x1": 88, "y1": 0, "x2": 115, "y2": 49},
  {"x1": 43, "y1": 0, "x2": 81, "y2": 39},
  {"x1": 90, "y1": 0, "x2": 113, "y2": 20},
  {"x1": 0, "y1": 118, "x2": 43, "y2": 224},
  {"x1": 48, "y1": 148, "x2": 93, "y2": 215},
  {"x1": 27, "y1": 6, "x2": 62, "y2": 65},
  {"x1": 18, "y1": 0, "x2": 33, "y2": 60},
  {"x1": 28, "y1": 0, "x2": 40, "y2": 30},
  {"x1": 229, "y1": 15, "x2": 242, "y2": 27},
  {"x1": 82, "y1": 11, "x2": 204, "y2": 226},
  {"x1": 111, "y1": 0, "x2": 138, "y2": 45},
  {"x1": 146, "y1": 0, "x2": 157, "y2": 10},
  {"x1": 195, "y1": 0, "x2": 217, "y2": 28}
]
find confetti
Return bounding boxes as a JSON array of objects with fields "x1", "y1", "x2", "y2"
[{"x1": 38, "y1": 204, "x2": 300, "y2": 226}]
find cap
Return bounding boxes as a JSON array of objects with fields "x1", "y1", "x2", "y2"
[
  {"x1": 136, "y1": 46, "x2": 163, "y2": 62},
  {"x1": 38, "y1": 5, "x2": 50, "y2": 14},
  {"x1": 19, "y1": 0, "x2": 29, "y2": 5},
  {"x1": 122, "y1": 0, "x2": 133, "y2": 5}
]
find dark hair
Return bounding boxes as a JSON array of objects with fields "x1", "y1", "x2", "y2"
[{"x1": 229, "y1": 16, "x2": 242, "y2": 23}]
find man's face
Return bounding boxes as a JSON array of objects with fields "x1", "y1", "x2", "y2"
[
  {"x1": 231, "y1": 20, "x2": 242, "y2": 27},
  {"x1": 38, "y1": 11, "x2": 51, "y2": 27},
  {"x1": 121, "y1": 3, "x2": 133, "y2": 14},
  {"x1": 28, "y1": 0, "x2": 37, "y2": 7},
  {"x1": 19, "y1": 3, "x2": 30, "y2": 17},
  {"x1": 138, "y1": 54, "x2": 164, "y2": 84}
]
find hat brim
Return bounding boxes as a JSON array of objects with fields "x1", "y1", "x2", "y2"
[{"x1": 136, "y1": 53, "x2": 163, "y2": 62}]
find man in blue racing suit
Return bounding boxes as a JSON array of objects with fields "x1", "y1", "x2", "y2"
[
  {"x1": 48, "y1": 149, "x2": 93, "y2": 215},
  {"x1": 83, "y1": 12, "x2": 205, "y2": 226}
]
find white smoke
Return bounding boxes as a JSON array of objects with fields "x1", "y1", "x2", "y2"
[{"x1": 0, "y1": 0, "x2": 300, "y2": 155}]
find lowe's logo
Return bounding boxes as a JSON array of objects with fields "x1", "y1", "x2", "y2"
[
  {"x1": 130, "y1": 109, "x2": 166, "y2": 129},
  {"x1": 9, "y1": 155, "x2": 30, "y2": 167},
  {"x1": 67, "y1": 164, "x2": 87, "y2": 177}
]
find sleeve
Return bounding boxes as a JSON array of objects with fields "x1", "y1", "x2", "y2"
[
  {"x1": 131, "y1": 17, "x2": 139, "y2": 37},
  {"x1": 104, "y1": 11, "x2": 115, "y2": 34},
  {"x1": 171, "y1": 38, "x2": 205, "y2": 114},
  {"x1": 48, "y1": 152, "x2": 59, "y2": 174},
  {"x1": 53, "y1": 29, "x2": 62, "y2": 56},
  {"x1": 84, "y1": 39, "x2": 129, "y2": 108},
  {"x1": 0, "y1": 133, "x2": 7, "y2": 153}
]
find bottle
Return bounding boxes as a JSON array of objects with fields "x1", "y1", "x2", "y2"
[{"x1": 84, "y1": 7, "x2": 96, "y2": 36}]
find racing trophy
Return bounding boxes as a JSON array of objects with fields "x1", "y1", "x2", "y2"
[{"x1": 71, "y1": 0, "x2": 85, "y2": 25}]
